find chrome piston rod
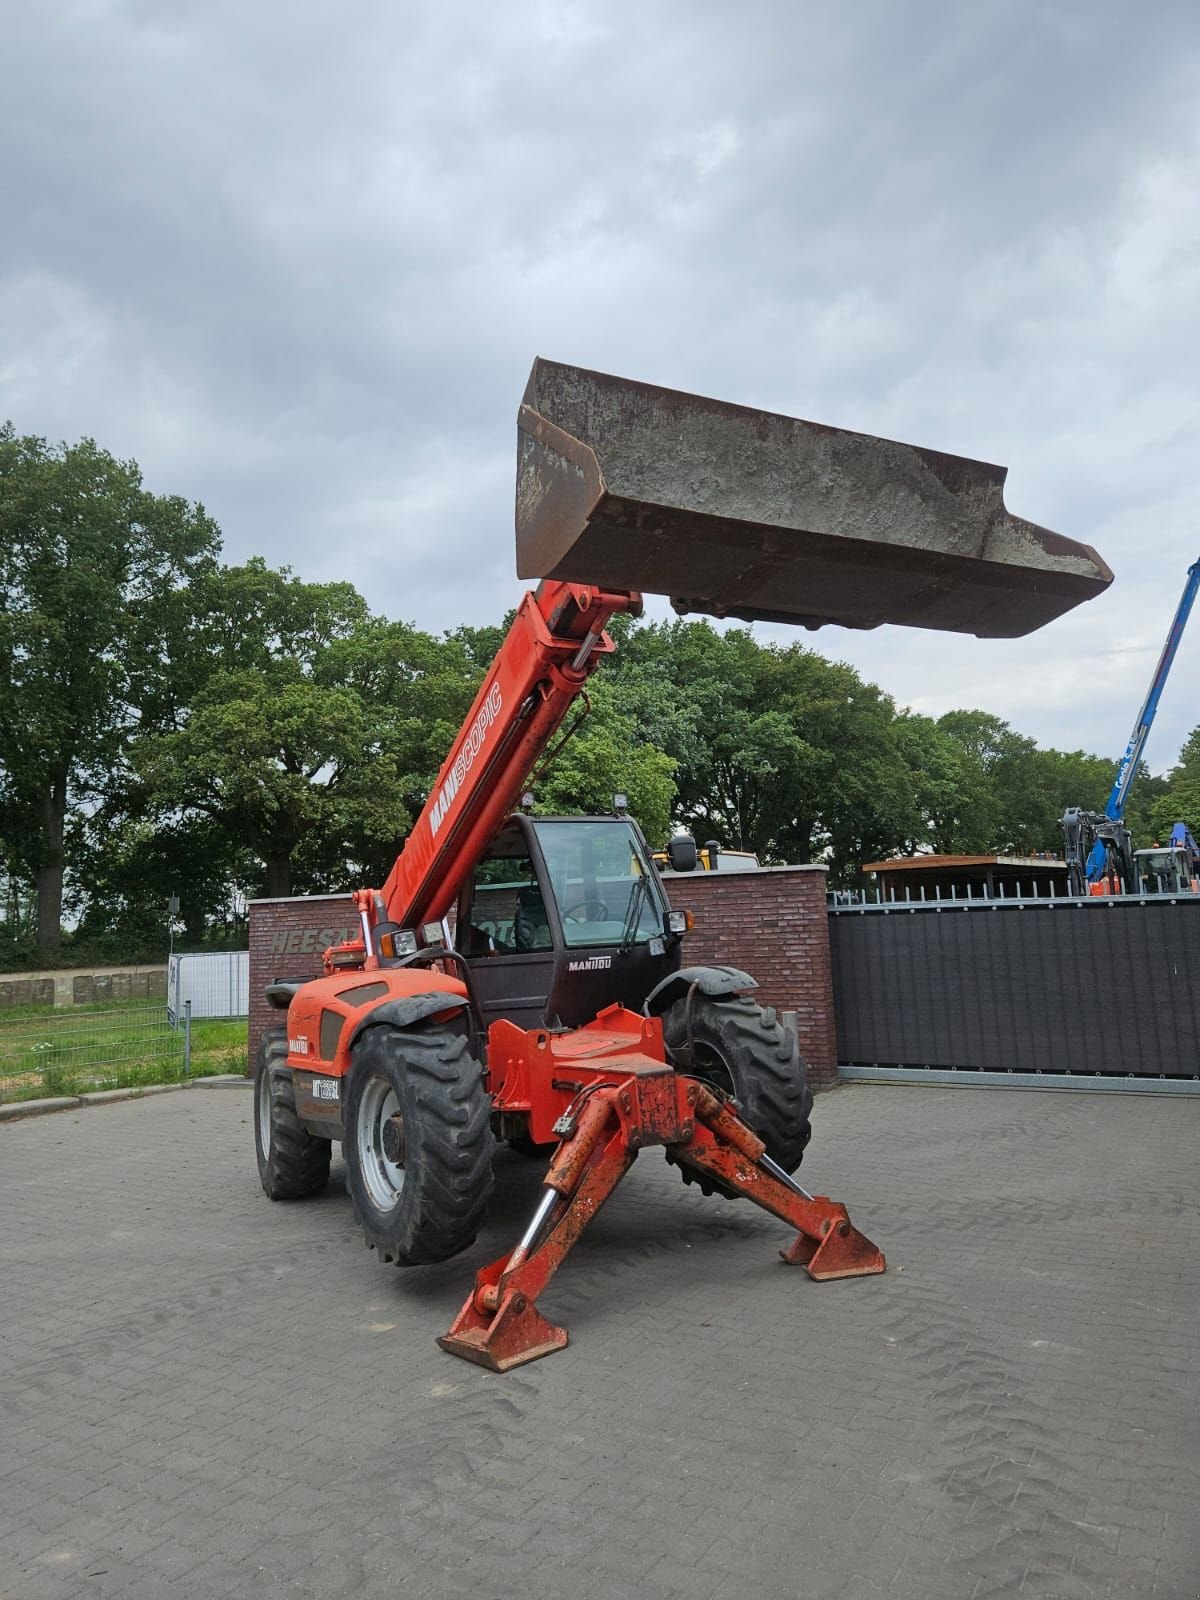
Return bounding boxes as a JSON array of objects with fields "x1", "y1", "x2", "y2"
[{"x1": 758, "y1": 1151, "x2": 815, "y2": 1203}]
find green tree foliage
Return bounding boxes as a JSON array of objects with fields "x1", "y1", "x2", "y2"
[
  {"x1": 1123, "y1": 765, "x2": 1171, "y2": 845},
  {"x1": 934, "y1": 711, "x2": 1169, "y2": 857},
  {"x1": 1152, "y1": 725, "x2": 1200, "y2": 843},
  {"x1": 597, "y1": 626, "x2": 1176, "y2": 884},
  {"x1": 607, "y1": 621, "x2": 924, "y2": 882},
  {"x1": 71, "y1": 816, "x2": 252, "y2": 954},
  {"x1": 889, "y1": 715, "x2": 985, "y2": 855},
  {"x1": 133, "y1": 565, "x2": 456, "y2": 900},
  {"x1": 931, "y1": 709, "x2": 1098, "y2": 853},
  {"x1": 530, "y1": 676, "x2": 677, "y2": 846},
  {"x1": 3, "y1": 422, "x2": 1188, "y2": 953},
  {"x1": 0, "y1": 426, "x2": 219, "y2": 950}
]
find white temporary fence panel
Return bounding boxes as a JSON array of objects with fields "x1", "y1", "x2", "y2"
[{"x1": 168, "y1": 951, "x2": 249, "y2": 1022}]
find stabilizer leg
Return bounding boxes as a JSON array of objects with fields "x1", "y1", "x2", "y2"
[
  {"x1": 673, "y1": 1086, "x2": 886, "y2": 1281},
  {"x1": 439, "y1": 1090, "x2": 634, "y2": 1371}
]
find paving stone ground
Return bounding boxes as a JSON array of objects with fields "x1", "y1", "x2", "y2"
[{"x1": 1, "y1": 1080, "x2": 1197, "y2": 1600}]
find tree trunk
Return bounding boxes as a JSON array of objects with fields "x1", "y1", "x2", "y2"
[
  {"x1": 264, "y1": 857, "x2": 292, "y2": 898},
  {"x1": 36, "y1": 776, "x2": 68, "y2": 950}
]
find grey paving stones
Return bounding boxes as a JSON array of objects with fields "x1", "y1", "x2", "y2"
[{"x1": 1, "y1": 1084, "x2": 1196, "y2": 1599}]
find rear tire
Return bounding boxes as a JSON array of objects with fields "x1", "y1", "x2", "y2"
[
  {"x1": 344, "y1": 1023, "x2": 495, "y2": 1266},
  {"x1": 661, "y1": 995, "x2": 813, "y2": 1196},
  {"x1": 254, "y1": 1026, "x2": 332, "y2": 1200}
]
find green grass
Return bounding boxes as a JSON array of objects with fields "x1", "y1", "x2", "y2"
[
  {"x1": 189, "y1": 1016, "x2": 250, "y2": 1075},
  {"x1": 0, "y1": 1000, "x2": 248, "y2": 1103}
]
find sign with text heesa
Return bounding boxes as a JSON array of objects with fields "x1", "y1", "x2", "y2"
[{"x1": 269, "y1": 925, "x2": 356, "y2": 957}]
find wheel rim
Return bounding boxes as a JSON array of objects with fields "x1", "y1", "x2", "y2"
[
  {"x1": 357, "y1": 1074, "x2": 407, "y2": 1212},
  {"x1": 257, "y1": 1067, "x2": 272, "y2": 1162}
]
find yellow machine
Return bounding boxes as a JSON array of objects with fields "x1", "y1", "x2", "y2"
[{"x1": 654, "y1": 836, "x2": 761, "y2": 874}]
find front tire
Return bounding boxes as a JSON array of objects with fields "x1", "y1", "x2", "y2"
[
  {"x1": 661, "y1": 995, "x2": 813, "y2": 1194},
  {"x1": 254, "y1": 1026, "x2": 332, "y2": 1200},
  {"x1": 344, "y1": 1023, "x2": 495, "y2": 1266}
]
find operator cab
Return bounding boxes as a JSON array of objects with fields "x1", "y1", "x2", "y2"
[
  {"x1": 455, "y1": 812, "x2": 683, "y2": 1030},
  {"x1": 1133, "y1": 845, "x2": 1199, "y2": 896}
]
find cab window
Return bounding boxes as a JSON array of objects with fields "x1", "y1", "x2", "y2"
[
  {"x1": 467, "y1": 853, "x2": 552, "y2": 953},
  {"x1": 531, "y1": 819, "x2": 663, "y2": 949}
]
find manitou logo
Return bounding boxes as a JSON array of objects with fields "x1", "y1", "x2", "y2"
[
  {"x1": 288, "y1": 1036, "x2": 310, "y2": 1056},
  {"x1": 430, "y1": 681, "x2": 503, "y2": 839},
  {"x1": 567, "y1": 955, "x2": 613, "y2": 972}
]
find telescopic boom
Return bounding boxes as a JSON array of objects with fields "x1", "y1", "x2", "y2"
[
  {"x1": 377, "y1": 580, "x2": 642, "y2": 934},
  {"x1": 1086, "y1": 558, "x2": 1199, "y2": 882}
]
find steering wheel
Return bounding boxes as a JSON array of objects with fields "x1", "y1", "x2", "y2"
[
  {"x1": 513, "y1": 909, "x2": 546, "y2": 950},
  {"x1": 560, "y1": 898, "x2": 609, "y2": 923}
]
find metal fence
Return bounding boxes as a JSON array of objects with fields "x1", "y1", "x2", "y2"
[
  {"x1": 0, "y1": 1002, "x2": 192, "y2": 1104},
  {"x1": 168, "y1": 951, "x2": 249, "y2": 1022},
  {"x1": 835, "y1": 873, "x2": 1197, "y2": 906},
  {"x1": 830, "y1": 893, "x2": 1200, "y2": 1093}
]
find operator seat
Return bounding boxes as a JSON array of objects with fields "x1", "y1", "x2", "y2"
[{"x1": 514, "y1": 886, "x2": 552, "y2": 951}]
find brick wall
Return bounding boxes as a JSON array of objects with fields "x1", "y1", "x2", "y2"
[
  {"x1": 247, "y1": 865, "x2": 835, "y2": 1087},
  {"x1": 247, "y1": 894, "x2": 356, "y2": 1071},
  {"x1": 665, "y1": 865, "x2": 836, "y2": 1087}
]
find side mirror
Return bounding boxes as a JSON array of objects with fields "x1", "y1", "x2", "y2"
[{"x1": 667, "y1": 836, "x2": 698, "y2": 872}]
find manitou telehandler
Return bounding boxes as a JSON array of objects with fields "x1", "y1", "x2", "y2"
[{"x1": 254, "y1": 359, "x2": 1112, "y2": 1369}]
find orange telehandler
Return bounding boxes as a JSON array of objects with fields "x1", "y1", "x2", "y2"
[{"x1": 254, "y1": 360, "x2": 1112, "y2": 1369}]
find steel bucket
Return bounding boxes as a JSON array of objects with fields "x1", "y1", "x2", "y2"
[{"x1": 515, "y1": 359, "x2": 1111, "y2": 637}]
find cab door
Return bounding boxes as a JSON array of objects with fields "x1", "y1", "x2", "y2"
[{"x1": 456, "y1": 820, "x2": 559, "y2": 1030}]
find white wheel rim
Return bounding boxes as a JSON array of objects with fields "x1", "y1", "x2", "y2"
[
  {"x1": 257, "y1": 1068, "x2": 272, "y2": 1162},
  {"x1": 357, "y1": 1075, "x2": 406, "y2": 1211}
]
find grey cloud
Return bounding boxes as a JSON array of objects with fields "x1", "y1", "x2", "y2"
[{"x1": 3, "y1": 0, "x2": 1199, "y2": 766}]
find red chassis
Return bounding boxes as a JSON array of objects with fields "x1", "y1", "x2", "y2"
[{"x1": 440, "y1": 1005, "x2": 885, "y2": 1372}]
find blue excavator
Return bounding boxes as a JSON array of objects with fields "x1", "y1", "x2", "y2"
[{"x1": 1062, "y1": 558, "x2": 1200, "y2": 895}]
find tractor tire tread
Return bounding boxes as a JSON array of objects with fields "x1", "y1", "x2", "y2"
[
  {"x1": 661, "y1": 994, "x2": 813, "y2": 1197},
  {"x1": 254, "y1": 1027, "x2": 332, "y2": 1200},
  {"x1": 346, "y1": 1024, "x2": 494, "y2": 1267}
]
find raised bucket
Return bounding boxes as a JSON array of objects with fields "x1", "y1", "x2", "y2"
[{"x1": 515, "y1": 359, "x2": 1111, "y2": 638}]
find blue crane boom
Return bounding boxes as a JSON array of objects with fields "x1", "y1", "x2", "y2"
[{"x1": 1085, "y1": 558, "x2": 1200, "y2": 882}]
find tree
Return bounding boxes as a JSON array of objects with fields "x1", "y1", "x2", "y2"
[
  {"x1": 889, "y1": 715, "x2": 986, "y2": 855},
  {"x1": 0, "y1": 845, "x2": 38, "y2": 961},
  {"x1": 137, "y1": 665, "x2": 400, "y2": 898},
  {"x1": 70, "y1": 814, "x2": 253, "y2": 954},
  {"x1": 0, "y1": 427, "x2": 220, "y2": 949},
  {"x1": 530, "y1": 675, "x2": 677, "y2": 845},
  {"x1": 613, "y1": 621, "x2": 812, "y2": 856},
  {"x1": 935, "y1": 711, "x2": 1086, "y2": 854},
  {"x1": 761, "y1": 648, "x2": 917, "y2": 876},
  {"x1": 1152, "y1": 725, "x2": 1200, "y2": 843},
  {"x1": 132, "y1": 566, "x2": 473, "y2": 900},
  {"x1": 1121, "y1": 762, "x2": 1171, "y2": 846},
  {"x1": 914, "y1": 712, "x2": 1171, "y2": 858},
  {"x1": 609, "y1": 620, "x2": 923, "y2": 883}
]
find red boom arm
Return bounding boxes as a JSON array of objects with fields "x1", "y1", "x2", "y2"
[{"x1": 372, "y1": 580, "x2": 642, "y2": 938}]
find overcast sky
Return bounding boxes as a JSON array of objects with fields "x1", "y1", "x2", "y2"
[{"x1": 4, "y1": 1, "x2": 1200, "y2": 770}]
